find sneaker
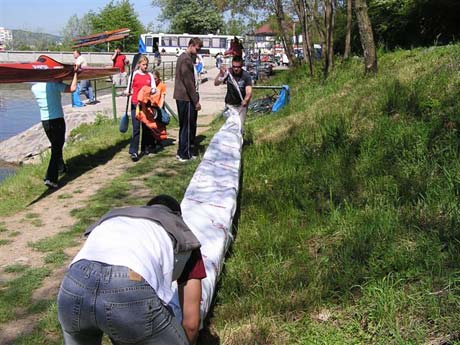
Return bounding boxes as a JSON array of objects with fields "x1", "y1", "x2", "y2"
[
  {"x1": 88, "y1": 100, "x2": 98, "y2": 105},
  {"x1": 130, "y1": 153, "x2": 139, "y2": 162},
  {"x1": 176, "y1": 155, "x2": 188, "y2": 162},
  {"x1": 44, "y1": 180, "x2": 58, "y2": 189}
]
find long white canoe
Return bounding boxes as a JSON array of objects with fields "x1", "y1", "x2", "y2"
[{"x1": 169, "y1": 112, "x2": 243, "y2": 324}]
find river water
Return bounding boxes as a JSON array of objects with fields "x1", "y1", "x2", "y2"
[{"x1": 0, "y1": 84, "x2": 72, "y2": 183}]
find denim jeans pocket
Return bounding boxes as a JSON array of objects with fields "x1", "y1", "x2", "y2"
[
  {"x1": 57, "y1": 286, "x2": 83, "y2": 334},
  {"x1": 105, "y1": 297, "x2": 166, "y2": 343}
]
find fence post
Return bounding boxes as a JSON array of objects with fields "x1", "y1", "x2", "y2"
[
  {"x1": 93, "y1": 79, "x2": 97, "y2": 101},
  {"x1": 112, "y1": 84, "x2": 117, "y2": 121}
]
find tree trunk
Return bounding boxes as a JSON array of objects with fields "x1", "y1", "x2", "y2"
[
  {"x1": 354, "y1": 0, "x2": 377, "y2": 73},
  {"x1": 292, "y1": 0, "x2": 314, "y2": 75},
  {"x1": 272, "y1": 0, "x2": 295, "y2": 66},
  {"x1": 323, "y1": 0, "x2": 334, "y2": 77},
  {"x1": 343, "y1": 0, "x2": 352, "y2": 59}
]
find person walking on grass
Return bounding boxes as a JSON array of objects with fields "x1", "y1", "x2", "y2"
[
  {"x1": 173, "y1": 37, "x2": 203, "y2": 162},
  {"x1": 125, "y1": 55, "x2": 156, "y2": 162},
  {"x1": 57, "y1": 194, "x2": 206, "y2": 345},
  {"x1": 31, "y1": 70, "x2": 78, "y2": 189},
  {"x1": 214, "y1": 55, "x2": 253, "y2": 127}
]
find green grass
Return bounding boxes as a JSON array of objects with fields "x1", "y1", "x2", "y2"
[
  {"x1": 0, "y1": 110, "x2": 216, "y2": 343},
  {"x1": 2, "y1": 45, "x2": 460, "y2": 344},
  {"x1": 212, "y1": 44, "x2": 460, "y2": 343},
  {"x1": 0, "y1": 115, "x2": 131, "y2": 217}
]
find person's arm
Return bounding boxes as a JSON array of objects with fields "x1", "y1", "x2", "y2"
[
  {"x1": 64, "y1": 71, "x2": 78, "y2": 93},
  {"x1": 242, "y1": 84, "x2": 252, "y2": 107},
  {"x1": 111, "y1": 50, "x2": 118, "y2": 62},
  {"x1": 178, "y1": 279, "x2": 202, "y2": 344},
  {"x1": 181, "y1": 58, "x2": 201, "y2": 110},
  {"x1": 214, "y1": 66, "x2": 228, "y2": 86}
]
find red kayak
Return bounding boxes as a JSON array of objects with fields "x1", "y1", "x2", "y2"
[{"x1": 0, "y1": 55, "x2": 120, "y2": 83}]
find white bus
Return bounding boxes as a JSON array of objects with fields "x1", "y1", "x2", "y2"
[{"x1": 139, "y1": 33, "x2": 242, "y2": 57}]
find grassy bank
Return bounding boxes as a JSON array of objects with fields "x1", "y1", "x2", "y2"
[
  {"x1": 1, "y1": 44, "x2": 460, "y2": 344},
  {"x1": 211, "y1": 45, "x2": 460, "y2": 343}
]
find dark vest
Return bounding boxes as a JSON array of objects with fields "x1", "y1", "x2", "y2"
[{"x1": 84, "y1": 205, "x2": 201, "y2": 254}]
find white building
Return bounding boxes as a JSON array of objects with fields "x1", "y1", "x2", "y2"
[{"x1": 0, "y1": 27, "x2": 13, "y2": 50}]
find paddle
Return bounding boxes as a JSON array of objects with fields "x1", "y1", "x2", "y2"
[{"x1": 119, "y1": 53, "x2": 142, "y2": 133}]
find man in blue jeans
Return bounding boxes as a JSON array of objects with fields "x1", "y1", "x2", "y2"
[
  {"x1": 31, "y1": 71, "x2": 78, "y2": 189},
  {"x1": 57, "y1": 195, "x2": 206, "y2": 345}
]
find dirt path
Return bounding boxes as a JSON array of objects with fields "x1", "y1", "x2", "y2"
[
  {"x1": 0, "y1": 64, "x2": 226, "y2": 343},
  {"x1": 0, "y1": 118, "x2": 219, "y2": 343}
]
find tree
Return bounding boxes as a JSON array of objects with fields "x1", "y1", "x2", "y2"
[
  {"x1": 354, "y1": 0, "x2": 377, "y2": 73},
  {"x1": 61, "y1": 13, "x2": 95, "y2": 49},
  {"x1": 323, "y1": 0, "x2": 334, "y2": 77},
  {"x1": 343, "y1": 0, "x2": 352, "y2": 59},
  {"x1": 292, "y1": 0, "x2": 314, "y2": 75},
  {"x1": 90, "y1": 0, "x2": 145, "y2": 52},
  {"x1": 152, "y1": 0, "x2": 224, "y2": 34}
]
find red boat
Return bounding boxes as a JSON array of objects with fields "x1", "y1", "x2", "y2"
[{"x1": 0, "y1": 55, "x2": 120, "y2": 84}]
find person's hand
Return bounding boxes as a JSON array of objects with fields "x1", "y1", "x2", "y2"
[
  {"x1": 219, "y1": 66, "x2": 227, "y2": 77},
  {"x1": 241, "y1": 99, "x2": 248, "y2": 107},
  {"x1": 195, "y1": 103, "x2": 202, "y2": 111}
]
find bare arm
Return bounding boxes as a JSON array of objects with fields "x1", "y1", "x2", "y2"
[
  {"x1": 178, "y1": 279, "x2": 202, "y2": 344},
  {"x1": 64, "y1": 72, "x2": 78, "y2": 93},
  {"x1": 242, "y1": 85, "x2": 252, "y2": 107},
  {"x1": 214, "y1": 66, "x2": 228, "y2": 86}
]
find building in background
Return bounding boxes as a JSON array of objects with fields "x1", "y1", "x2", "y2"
[{"x1": 0, "y1": 27, "x2": 13, "y2": 51}]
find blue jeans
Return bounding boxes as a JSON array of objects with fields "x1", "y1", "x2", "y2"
[
  {"x1": 57, "y1": 260, "x2": 189, "y2": 345},
  {"x1": 80, "y1": 80, "x2": 95, "y2": 102}
]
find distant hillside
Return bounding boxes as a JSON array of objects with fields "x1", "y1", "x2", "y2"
[{"x1": 10, "y1": 30, "x2": 62, "y2": 50}]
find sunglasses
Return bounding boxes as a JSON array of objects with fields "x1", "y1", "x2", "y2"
[{"x1": 232, "y1": 65, "x2": 242, "y2": 69}]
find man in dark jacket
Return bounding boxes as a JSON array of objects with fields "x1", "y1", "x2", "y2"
[{"x1": 173, "y1": 38, "x2": 203, "y2": 161}]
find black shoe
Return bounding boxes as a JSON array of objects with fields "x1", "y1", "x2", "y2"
[{"x1": 130, "y1": 153, "x2": 139, "y2": 162}]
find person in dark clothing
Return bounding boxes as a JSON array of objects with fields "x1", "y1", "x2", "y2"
[
  {"x1": 173, "y1": 37, "x2": 203, "y2": 161},
  {"x1": 214, "y1": 55, "x2": 253, "y2": 127},
  {"x1": 31, "y1": 71, "x2": 78, "y2": 189}
]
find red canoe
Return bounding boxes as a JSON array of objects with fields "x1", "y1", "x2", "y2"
[{"x1": 0, "y1": 55, "x2": 120, "y2": 84}]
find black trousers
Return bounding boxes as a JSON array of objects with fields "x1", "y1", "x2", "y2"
[
  {"x1": 42, "y1": 117, "x2": 66, "y2": 183},
  {"x1": 176, "y1": 100, "x2": 197, "y2": 159}
]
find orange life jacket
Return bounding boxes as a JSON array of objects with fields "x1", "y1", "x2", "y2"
[{"x1": 136, "y1": 85, "x2": 167, "y2": 141}]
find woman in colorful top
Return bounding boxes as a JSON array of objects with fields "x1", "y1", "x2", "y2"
[{"x1": 125, "y1": 55, "x2": 156, "y2": 161}]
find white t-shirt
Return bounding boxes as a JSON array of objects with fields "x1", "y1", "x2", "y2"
[
  {"x1": 75, "y1": 55, "x2": 87, "y2": 67},
  {"x1": 72, "y1": 217, "x2": 176, "y2": 304}
]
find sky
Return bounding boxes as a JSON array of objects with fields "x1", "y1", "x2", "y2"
[{"x1": 0, "y1": 0, "x2": 161, "y2": 35}]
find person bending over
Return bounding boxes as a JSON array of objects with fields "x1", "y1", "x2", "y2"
[{"x1": 57, "y1": 194, "x2": 206, "y2": 344}]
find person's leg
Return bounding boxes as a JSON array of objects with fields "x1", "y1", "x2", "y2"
[
  {"x1": 189, "y1": 104, "x2": 198, "y2": 157},
  {"x1": 129, "y1": 104, "x2": 141, "y2": 157},
  {"x1": 176, "y1": 100, "x2": 192, "y2": 159},
  {"x1": 141, "y1": 122, "x2": 155, "y2": 154},
  {"x1": 96, "y1": 265, "x2": 189, "y2": 345},
  {"x1": 42, "y1": 118, "x2": 66, "y2": 184},
  {"x1": 86, "y1": 81, "x2": 95, "y2": 102},
  {"x1": 57, "y1": 260, "x2": 104, "y2": 345}
]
